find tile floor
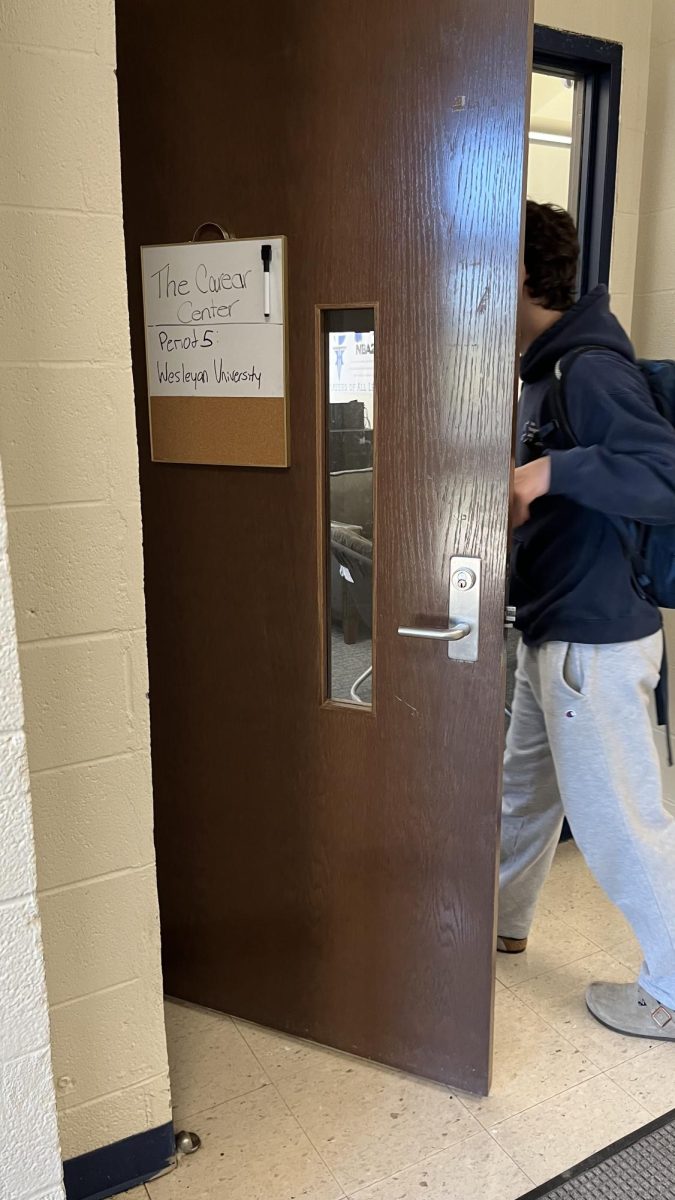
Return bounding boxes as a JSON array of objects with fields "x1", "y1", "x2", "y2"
[{"x1": 126, "y1": 843, "x2": 675, "y2": 1200}]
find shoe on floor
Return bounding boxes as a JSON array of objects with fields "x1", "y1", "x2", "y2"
[
  {"x1": 497, "y1": 936, "x2": 528, "y2": 954},
  {"x1": 586, "y1": 982, "x2": 675, "y2": 1040}
]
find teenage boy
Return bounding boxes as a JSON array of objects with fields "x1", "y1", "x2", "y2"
[{"x1": 500, "y1": 200, "x2": 675, "y2": 1039}]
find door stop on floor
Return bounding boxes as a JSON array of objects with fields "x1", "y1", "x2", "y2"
[{"x1": 175, "y1": 1130, "x2": 201, "y2": 1156}]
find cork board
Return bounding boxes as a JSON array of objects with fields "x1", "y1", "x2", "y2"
[{"x1": 140, "y1": 235, "x2": 289, "y2": 467}]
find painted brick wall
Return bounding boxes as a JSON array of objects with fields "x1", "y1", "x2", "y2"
[
  {"x1": 632, "y1": 0, "x2": 675, "y2": 811},
  {"x1": 633, "y1": 0, "x2": 675, "y2": 355},
  {"x1": 0, "y1": 461, "x2": 64, "y2": 1200},
  {"x1": 0, "y1": 0, "x2": 171, "y2": 1166}
]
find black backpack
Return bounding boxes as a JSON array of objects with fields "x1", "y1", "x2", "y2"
[{"x1": 550, "y1": 348, "x2": 675, "y2": 609}]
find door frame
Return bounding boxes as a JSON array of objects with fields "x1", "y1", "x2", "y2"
[{"x1": 533, "y1": 25, "x2": 622, "y2": 295}]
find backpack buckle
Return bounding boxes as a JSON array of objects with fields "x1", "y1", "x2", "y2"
[{"x1": 521, "y1": 419, "x2": 559, "y2": 451}]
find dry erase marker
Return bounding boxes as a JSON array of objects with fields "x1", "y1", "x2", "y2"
[{"x1": 261, "y1": 244, "x2": 272, "y2": 317}]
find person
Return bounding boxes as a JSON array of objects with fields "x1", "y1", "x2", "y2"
[{"x1": 499, "y1": 200, "x2": 675, "y2": 1039}]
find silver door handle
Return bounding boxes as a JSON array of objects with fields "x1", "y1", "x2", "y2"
[
  {"x1": 397, "y1": 555, "x2": 481, "y2": 662},
  {"x1": 398, "y1": 622, "x2": 470, "y2": 642}
]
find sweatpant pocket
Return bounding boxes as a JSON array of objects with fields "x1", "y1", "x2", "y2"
[{"x1": 561, "y1": 642, "x2": 586, "y2": 700}]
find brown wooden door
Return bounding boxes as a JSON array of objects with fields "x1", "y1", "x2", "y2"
[{"x1": 116, "y1": 0, "x2": 531, "y2": 1095}]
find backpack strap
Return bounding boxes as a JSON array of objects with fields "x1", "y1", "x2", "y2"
[{"x1": 549, "y1": 344, "x2": 614, "y2": 445}]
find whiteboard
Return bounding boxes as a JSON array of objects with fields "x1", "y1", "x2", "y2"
[{"x1": 141, "y1": 236, "x2": 286, "y2": 399}]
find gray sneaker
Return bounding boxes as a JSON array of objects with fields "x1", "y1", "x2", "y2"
[{"x1": 586, "y1": 982, "x2": 675, "y2": 1040}]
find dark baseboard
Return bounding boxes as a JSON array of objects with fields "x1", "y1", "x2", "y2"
[{"x1": 63, "y1": 1122, "x2": 175, "y2": 1200}]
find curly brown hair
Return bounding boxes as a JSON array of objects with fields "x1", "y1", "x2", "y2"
[{"x1": 525, "y1": 200, "x2": 580, "y2": 311}]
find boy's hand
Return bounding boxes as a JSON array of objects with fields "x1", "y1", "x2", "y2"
[{"x1": 512, "y1": 458, "x2": 551, "y2": 528}]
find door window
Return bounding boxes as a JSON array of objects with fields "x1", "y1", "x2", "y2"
[{"x1": 323, "y1": 307, "x2": 375, "y2": 707}]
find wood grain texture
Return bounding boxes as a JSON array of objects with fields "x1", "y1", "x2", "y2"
[{"x1": 116, "y1": 0, "x2": 531, "y2": 1094}]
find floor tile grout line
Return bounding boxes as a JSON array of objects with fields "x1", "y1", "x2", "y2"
[
  {"x1": 344, "y1": 1126, "x2": 541, "y2": 1197},
  {"x1": 496, "y1": 944, "x2": 606, "y2": 990},
  {"x1": 507, "y1": 946, "x2": 632, "y2": 1004},
  {"x1": 496, "y1": 977, "x2": 606, "y2": 1064},
  {"x1": 483, "y1": 863, "x2": 643, "y2": 1165},
  {"x1": 604, "y1": 1068, "x2": 664, "y2": 1122},
  {"x1": 498, "y1": 930, "x2": 644, "y2": 1034},
  {"x1": 604, "y1": 946, "x2": 644, "y2": 975},
  {"x1": 234, "y1": 1013, "x2": 451, "y2": 1089},
  {"x1": 493, "y1": 868, "x2": 659, "y2": 1128},
  {"x1": 164, "y1": 1008, "x2": 277, "y2": 1128},
  {"x1": 536, "y1": 892, "x2": 625, "y2": 951},
  {"x1": 231, "y1": 991, "x2": 602, "y2": 1185},
  {"x1": 504, "y1": 956, "x2": 657, "y2": 1076},
  {"x1": 233, "y1": 1014, "x2": 497, "y2": 1195},
  {"x1": 343, "y1": 1130, "x2": 496, "y2": 1198},
  {"x1": 540, "y1": 897, "x2": 636, "y2": 958},
  {"x1": 481, "y1": 1068, "x2": 611, "y2": 1137},
  {"x1": 266, "y1": 1078, "x2": 348, "y2": 1199},
  {"x1": 516, "y1": 998, "x2": 654, "y2": 1076},
  {"x1": 172, "y1": 1080, "x2": 270, "y2": 1130},
  {"x1": 508, "y1": 978, "x2": 610, "y2": 1055},
  {"x1": 482, "y1": 1126, "x2": 539, "y2": 1189},
  {"x1": 168, "y1": 1008, "x2": 278, "y2": 1128},
  {"x1": 233, "y1": 1017, "x2": 348, "y2": 1198},
  {"x1": 232, "y1": 1011, "x2": 538, "y2": 1196}
]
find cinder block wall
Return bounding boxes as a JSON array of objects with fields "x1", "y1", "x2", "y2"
[
  {"x1": 633, "y1": 1, "x2": 675, "y2": 354},
  {"x1": 633, "y1": 0, "x2": 675, "y2": 809},
  {"x1": 0, "y1": 461, "x2": 64, "y2": 1200},
  {"x1": 0, "y1": 0, "x2": 171, "y2": 1166}
]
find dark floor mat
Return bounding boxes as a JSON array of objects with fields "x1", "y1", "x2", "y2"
[{"x1": 519, "y1": 1111, "x2": 675, "y2": 1198}]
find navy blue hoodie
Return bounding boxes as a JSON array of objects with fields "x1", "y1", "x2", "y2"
[{"x1": 511, "y1": 285, "x2": 675, "y2": 646}]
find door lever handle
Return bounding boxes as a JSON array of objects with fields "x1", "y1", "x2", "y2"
[
  {"x1": 397, "y1": 556, "x2": 481, "y2": 662},
  {"x1": 397, "y1": 622, "x2": 470, "y2": 642}
]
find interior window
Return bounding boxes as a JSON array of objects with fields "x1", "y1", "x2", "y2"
[
  {"x1": 531, "y1": 27, "x2": 622, "y2": 294},
  {"x1": 528, "y1": 70, "x2": 583, "y2": 217}
]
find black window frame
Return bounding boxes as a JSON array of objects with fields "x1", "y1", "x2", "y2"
[{"x1": 533, "y1": 25, "x2": 622, "y2": 296}]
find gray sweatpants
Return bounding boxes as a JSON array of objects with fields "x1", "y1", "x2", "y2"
[{"x1": 500, "y1": 632, "x2": 675, "y2": 1009}]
